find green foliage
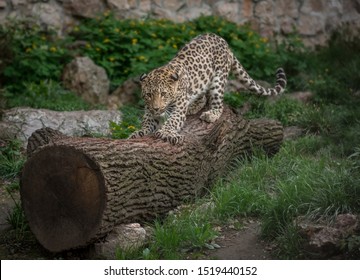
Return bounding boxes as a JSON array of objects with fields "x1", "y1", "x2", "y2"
[
  {"x1": 110, "y1": 106, "x2": 142, "y2": 139},
  {"x1": 0, "y1": 20, "x2": 72, "y2": 92},
  {"x1": 0, "y1": 140, "x2": 25, "y2": 180},
  {"x1": 114, "y1": 208, "x2": 216, "y2": 260},
  {"x1": 4, "y1": 80, "x2": 92, "y2": 111},
  {"x1": 2, "y1": 15, "x2": 305, "y2": 109},
  {"x1": 6, "y1": 196, "x2": 29, "y2": 239},
  {"x1": 224, "y1": 93, "x2": 306, "y2": 126},
  {"x1": 210, "y1": 138, "x2": 360, "y2": 258}
]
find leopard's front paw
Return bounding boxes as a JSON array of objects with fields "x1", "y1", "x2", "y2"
[
  {"x1": 128, "y1": 130, "x2": 146, "y2": 139},
  {"x1": 200, "y1": 109, "x2": 222, "y2": 123},
  {"x1": 155, "y1": 130, "x2": 184, "y2": 145}
]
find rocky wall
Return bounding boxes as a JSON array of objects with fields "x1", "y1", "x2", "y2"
[{"x1": 0, "y1": 0, "x2": 359, "y2": 46}]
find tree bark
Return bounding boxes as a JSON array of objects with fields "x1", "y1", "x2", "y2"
[{"x1": 20, "y1": 106, "x2": 283, "y2": 252}]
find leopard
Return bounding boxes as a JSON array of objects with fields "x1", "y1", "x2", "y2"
[{"x1": 129, "y1": 33, "x2": 287, "y2": 145}]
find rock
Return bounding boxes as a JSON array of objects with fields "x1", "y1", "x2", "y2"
[
  {"x1": 297, "y1": 214, "x2": 359, "y2": 258},
  {"x1": 178, "y1": 4, "x2": 212, "y2": 21},
  {"x1": 0, "y1": 107, "x2": 122, "y2": 146},
  {"x1": 0, "y1": 0, "x2": 6, "y2": 9},
  {"x1": 300, "y1": 0, "x2": 326, "y2": 14},
  {"x1": 213, "y1": 1, "x2": 240, "y2": 23},
  {"x1": 62, "y1": 0, "x2": 105, "y2": 18},
  {"x1": 275, "y1": 0, "x2": 299, "y2": 18},
  {"x1": 280, "y1": 16, "x2": 297, "y2": 34},
  {"x1": 298, "y1": 13, "x2": 325, "y2": 36},
  {"x1": 30, "y1": 2, "x2": 65, "y2": 31},
  {"x1": 110, "y1": 78, "x2": 140, "y2": 109},
  {"x1": 62, "y1": 57, "x2": 110, "y2": 105},
  {"x1": 107, "y1": 0, "x2": 146, "y2": 19},
  {"x1": 94, "y1": 223, "x2": 147, "y2": 259}
]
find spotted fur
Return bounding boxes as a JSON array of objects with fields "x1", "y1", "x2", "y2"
[{"x1": 130, "y1": 33, "x2": 287, "y2": 144}]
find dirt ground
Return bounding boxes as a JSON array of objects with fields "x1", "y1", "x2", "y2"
[
  {"x1": 206, "y1": 221, "x2": 272, "y2": 260},
  {"x1": 0, "y1": 184, "x2": 272, "y2": 260}
]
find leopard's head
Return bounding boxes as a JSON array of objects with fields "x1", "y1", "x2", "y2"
[{"x1": 139, "y1": 67, "x2": 182, "y2": 117}]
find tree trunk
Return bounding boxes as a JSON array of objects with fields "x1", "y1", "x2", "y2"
[{"x1": 20, "y1": 106, "x2": 283, "y2": 252}]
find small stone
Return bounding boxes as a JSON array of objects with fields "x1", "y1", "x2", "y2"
[{"x1": 94, "y1": 223, "x2": 147, "y2": 259}]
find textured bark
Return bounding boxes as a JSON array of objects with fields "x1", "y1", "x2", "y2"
[{"x1": 20, "y1": 106, "x2": 283, "y2": 252}]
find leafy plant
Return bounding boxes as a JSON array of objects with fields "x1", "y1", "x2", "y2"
[
  {"x1": 4, "y1": 80, "x2": 92, "y2": 111},
  {"x1": 110, "y1": 106, "x2": 142, "y2": 139},
  {"x1": 6, "y1": 196, "x2": 29, "y2": 239},
  {"x1": 1, "y1": 20, "x2": 72, "y2": 92},
  {"x1": 0, "y1": 139, "x2": 25, "y2": 180}
]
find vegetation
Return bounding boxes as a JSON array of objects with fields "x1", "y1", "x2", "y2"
[{"x1": 0, "y1": 14, "x2": 359, "y2": 259}]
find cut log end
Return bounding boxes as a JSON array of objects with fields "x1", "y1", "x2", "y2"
[{"x1": 20, "y1": 146, "x2": 106, "y2": 252}]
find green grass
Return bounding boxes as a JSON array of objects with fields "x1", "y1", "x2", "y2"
[
  {"x1": 3, "y1": 80, "x2": 94, "y2": 111},
  {"x1": 0, "y1": 140, "x2": 25, "y2": 180}
]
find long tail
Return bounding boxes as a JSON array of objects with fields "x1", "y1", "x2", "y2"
[{"x1": 232, "y1": 57, "x2": 287, "y2": 96}]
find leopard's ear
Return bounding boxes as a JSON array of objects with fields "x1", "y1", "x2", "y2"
[
  {"x1": 170, "y1": 73, "x2": 179, "y2": 81},
  {"x1": 140, "y1": 73, "x2": 147, "y2": 81}
]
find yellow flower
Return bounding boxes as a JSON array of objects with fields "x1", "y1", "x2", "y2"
[
  {"x1": 86, "y1": 43, "x2": 91, "y2": 49},
  {"x1": 103, "y1": 38, "x2": 110, "y2": 43},
  {"x1": 41, "y1": 35, "x2": 46, "y2": 41},
  {"x1": 172, "y1": 44, "x2": 177, "y2": 49},
  {"x1": 49, "y1": 46, "x2": 57, "y2": 52},
  {"x1": 32, "y1": 43, "x2": 37, "y2": 49},
  {"x1": 108, "y1": 57, "x2": 115, "y2": 62},
  {"x1": 25, "y1": 47, "x2": 32, "y2": 53},
  {"x1": 132, "y1": 38, "x2": 138, "y2": 45},
  {"x1": 247, "y1": 31, "x2": 253, "y2": 37},
  {"x1": 127, "y1": 125, "x2": 136, "y2": 130},
  {"x1": 138, "y1": 55, "x2": 146, "y2": 61},
  {"x1": 255, "y1": 44, "x2": 260, "y2": 49},
  {"x1": 158, "y1": 45, "x2": 163, "y2": 50},
  {"x1": 114, "y1": 28, "x2": 120, "y2": 33},
  {"x1": 73, "y1": 26, "x2": 79, "y2": 32},
  {"x1": 260, "y1": 37, "x2": 269, "y2": 43},
  {"x1": 103, "y1": 10, "x2": 110, "y2": 17},
  {"x1": 96, "y1": 47, "x2": 101, "y2": 52}
]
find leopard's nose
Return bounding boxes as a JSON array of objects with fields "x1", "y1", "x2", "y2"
[{"x1": 152, "y1": 107, "x2": 162, "y2": 115}]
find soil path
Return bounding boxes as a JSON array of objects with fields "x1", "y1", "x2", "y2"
[{"x1": 203, "y1": 220, "x2": 272, "y2": 260}]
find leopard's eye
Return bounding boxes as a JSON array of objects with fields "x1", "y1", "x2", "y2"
[{"x1": 143, "y1": 92, "x2": 152, "y2": 99}]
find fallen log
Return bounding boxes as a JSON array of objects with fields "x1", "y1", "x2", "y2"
[{"x1": 20, "y1": 106, "x2": 283, "y2": 252}]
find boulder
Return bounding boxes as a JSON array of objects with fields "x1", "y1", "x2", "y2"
[
  {"x1": 62, "y1": 57, "x2": 110, "y2": 105},
  {"x1": 109, "y1": 78, "x2": 140, "y2": 109},
  {"x1": 62, "y1": 0, "x2": 105, "y2": 18},
  {"x1": 94, "y1": 223, "x2": 147, "y2": 259},
  {"x1": 0, "y1": 107, "x2": 121, "y2": 146},
  {"x1": 297, "y1": 214, "x2": 359, "y2": 258}
]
